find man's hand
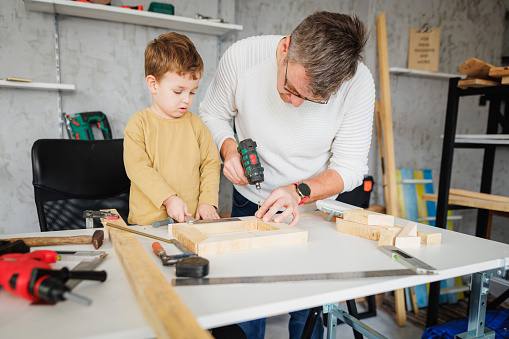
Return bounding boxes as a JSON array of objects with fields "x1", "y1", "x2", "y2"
[
  {"x1": 221, "y1": 138, "x2": 249, "y2": 186},
  {"x1": 195, "y1": 204, "x2": 220, "y2": 220},
  {"x1": 163, "y1": 195, "x2": 192, "y2": 223},
  {"x1": 255, "y1": 185, "x2": 301, "y2": 226}
]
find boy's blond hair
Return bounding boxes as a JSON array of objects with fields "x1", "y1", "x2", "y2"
[{"x1": 145, "y1": 32, "x2": 204, "y2": 80}]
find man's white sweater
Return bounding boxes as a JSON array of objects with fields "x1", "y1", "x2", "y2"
[{"x1": 199, "y1": 35, "x2": 375, "y2": 205}]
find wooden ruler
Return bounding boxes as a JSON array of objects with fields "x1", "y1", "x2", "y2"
[{"x1": 101, "y1": 210, "x2": 212, "y2": 339}]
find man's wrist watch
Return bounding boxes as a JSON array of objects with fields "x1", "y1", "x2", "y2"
[{"x1": 293, "y1": 181, "x2": 311, "y2": 205}]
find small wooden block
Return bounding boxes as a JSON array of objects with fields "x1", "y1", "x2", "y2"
[
  {"x1": 396, "y1": 221, "x2": 418, "y2": 238},
  {"x1": 488, "y1": 66, "x2": 509, "y2": 78},
  {"x1": 394, "y1": 236, "x2": 421, "y2": 248},
  {"x1": 458, "y1": 78, "x2": 500, "y2": 88},
  {"x1": 417, "y1": 231, "x2": 442, "y2": 245},
  {"x1": 343, "y1": 209, "x2": 394, "y2": 226},
  {"x1": 378, "y1": 229, "x2": 395, "y2": 247},
  {"x1": 502, "y1": 77, "x2": 509, "y2": 85},
  {"x1": 336, "y1": 218, "x2": 401, "y2": 241}
]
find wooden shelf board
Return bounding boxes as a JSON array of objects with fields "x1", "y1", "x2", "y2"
[
  {"x1": 24, "y1": 0, "x2": 243, "y2": 36},
  {"x1": 389, "y1": 67, "x2": 465, "y2": 79},
  {"x1": 0, "y1": 80, "x2": 75, "y2": 91}
]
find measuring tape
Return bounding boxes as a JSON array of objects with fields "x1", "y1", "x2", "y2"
[{"x1": 172, "y1": 246, "x2": 437, "y2": 286}]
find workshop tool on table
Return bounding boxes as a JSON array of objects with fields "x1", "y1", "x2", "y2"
[
  {"x1": 153, "y1": 241, "x2": 194, "y2": 265},
  {"x1": 152, "y1": 215, "x2": 242, "y2": 228},
  {"x1": 64, "y1": 111, "x2": 112, "y2": 140},
  {"x1": 238, "y1": 138, "x2": 264, "y2": 193},
  {"x1": 316, "y1": 199, "x2": 363, "y2": 221},
  {"x1": 65, "y1": 251, "x2": 108, "y2": 290},
  {"x1": 4, "y1": 230, "x2": 104, "y2": 249},
  {"x1": 152, "y1": 241, "x2": 209, "y2": 278},
  {"x1": 0, "y1": 239, "x2": 30, "y2": 255},
  {"x1": 172, "y1": 246, "x2": 436, "y2": 286},
  {"x1": 83, "y1": 210, "x2": 119, "y2": 229},
  {"x1": 105, "y1": 221, "x2": 188, "y2": 247},
  {"x1": 0, "y1": 250, "x2": 107, "y2": 305}
]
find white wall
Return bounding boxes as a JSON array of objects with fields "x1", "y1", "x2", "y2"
[
  {"x1": 0, "y1": 0, "x2": 237, "y2": 234},
  {"x1": 2, "y1": 0, "x2": 508, "y2": 244}
]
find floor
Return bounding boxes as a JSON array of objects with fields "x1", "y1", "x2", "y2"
[{"x1": 265, "y1": 300, "x2": 424, "y2": 339}]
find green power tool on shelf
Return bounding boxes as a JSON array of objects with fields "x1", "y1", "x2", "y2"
[{"x1": 64, "y1": 111, "x2": 112, "y2": 140}]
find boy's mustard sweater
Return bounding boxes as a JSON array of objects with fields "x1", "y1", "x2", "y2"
[{"x1": 124, "y1": 108, "x2": 221, "y2": 225}]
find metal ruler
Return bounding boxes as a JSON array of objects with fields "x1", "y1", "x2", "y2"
[{"x1": 172, "y1": 246, "x2": 437, "y2": 286}]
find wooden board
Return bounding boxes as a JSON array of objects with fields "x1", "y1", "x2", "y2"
[
  {"x1": 377, "y1": 12, "x2": 404, "y2": 326},
  {"x1": 101, "y1": 210, "x2": 212, "y2": 339},
  {"x1": 377, "y1": 12, "x2": 401, "y2": 220},
  {"x1": 449, "y1": 188, "x2": 509, "y2": 204},
  {"x1": 171, "y1": 217, "x2": 308, "y2": 255},
  {"x1": 488, "y1": 66, "x2": 509, "y2": 78},
  {"x1": 457, "y1": 57, "x2": 495, "y2": 80},
  {"x1": 343, "y1": 209, "x2": 395, "y2": 226},
  {"x1": 336, "y1": 218, "x2": 402, "y2": 241},
  {"x1": 423, "y1": 193, "x2": 509, "y2": 212},
  {"x1": 458, "y1": 78, "x2": 499, "y2": 89}
]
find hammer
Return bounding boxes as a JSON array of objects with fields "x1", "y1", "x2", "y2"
[{"x1": 4, "y1": 230, "x2": 104, "y2": 249}]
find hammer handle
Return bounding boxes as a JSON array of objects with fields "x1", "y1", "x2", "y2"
[{"x1": 6, "y1": 235, "x2": 92, "y2": 246}]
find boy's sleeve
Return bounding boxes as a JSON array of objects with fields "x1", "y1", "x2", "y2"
[
  {"x1": 124, "y1": 116, "x2": 177, "y2": 209},
  {"x1": 196, "y1": 119, "x2": 221, "y2": 208}
]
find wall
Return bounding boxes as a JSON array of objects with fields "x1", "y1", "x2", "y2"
[
  {"x1": 1, "y1": 0, "x2": 508, "y2": 243},
  {"x1": 0, "y1": 0, "x2": 236, "y2": 234}
]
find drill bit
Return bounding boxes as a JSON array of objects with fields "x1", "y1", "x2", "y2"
[{"x1": 255, "y1": 183, "x2": 261, "y2": 192}]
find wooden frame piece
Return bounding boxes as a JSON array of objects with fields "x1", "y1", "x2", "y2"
[
  {"x1": 101, "y1": 209, "x2": 212, "y2": 339},
  {"x1": 171, "y1": 217, "x2": 308, "y2": 255}
]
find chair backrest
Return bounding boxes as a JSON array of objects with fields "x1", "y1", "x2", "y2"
[{"x1": 32, "y1": 139, "x2": 130, "y2": 231}]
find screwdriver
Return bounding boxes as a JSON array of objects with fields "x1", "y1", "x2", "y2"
[{"x1": 237, "y1": 138, "x2": 264, "y2": 193}]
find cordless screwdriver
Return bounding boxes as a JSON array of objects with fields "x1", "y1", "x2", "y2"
[{"x1": 237, "y1": 138, "x2": 264, "y2": 192}]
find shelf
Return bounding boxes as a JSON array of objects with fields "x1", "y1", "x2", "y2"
[
  {"x1": 454, "y1": 134, "x2": 509, "y2": 146},
  {"x1": 389, "y1": 67, "x2": 465, "y2": 80},
  {"x1": 0, "y1": 80, "x2": 75, "y2": 91},
  {"x1": 24, "y1": 0, "x2": 243, "y2": 36}
]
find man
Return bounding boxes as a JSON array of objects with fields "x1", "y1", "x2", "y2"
[{"x1": 200, "y1": 11, "x2": 375, "y2": 339}]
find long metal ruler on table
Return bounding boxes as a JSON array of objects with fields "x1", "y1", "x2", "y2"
[{"x1": 172, "y1": 246, "x2": 437, "y2": 286}]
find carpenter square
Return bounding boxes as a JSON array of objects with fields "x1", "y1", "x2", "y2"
[{"x1": 172, "y1": 246, "x2": 437, "y2": 286}]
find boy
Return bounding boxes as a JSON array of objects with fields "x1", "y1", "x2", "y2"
[{"x1": 124, "y1": 32, "x2": 221, "y2": 225}]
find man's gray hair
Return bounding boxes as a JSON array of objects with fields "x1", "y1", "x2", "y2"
[{"x1": 288, "y1": 12, "x2": 368, "y2": 100}]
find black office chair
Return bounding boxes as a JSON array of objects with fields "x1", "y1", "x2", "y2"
[{"x1": 31, "y1": 139, "x2": 130, "y2": 232}]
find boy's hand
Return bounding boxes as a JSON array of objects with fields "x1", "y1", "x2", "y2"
[
  {"x1": 163, "y1": 195, "x2": 192, "y2": 223},
  {"x1": 195, "y1": 204, "x2": 219, "y2": 221}
]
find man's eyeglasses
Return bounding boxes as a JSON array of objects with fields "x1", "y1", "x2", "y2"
[{"x1": 283, "y1": 59, "x2": 328, "y2": 105}]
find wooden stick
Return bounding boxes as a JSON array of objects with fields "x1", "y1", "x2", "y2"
[
  {"x1": 449, "y1": 188, "x2": 509, "y2": 205},
  {"x1": 377, "y1": 12, "x2": 400, "y2": 220},
  {"x1": 102, "y1": 210, "x2": 212, "y2": 339},
  {"x1": 377, "y1": 12, "x2": 405, "y2": 327}
]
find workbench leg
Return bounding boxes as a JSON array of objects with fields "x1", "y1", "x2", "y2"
[
  {"x1": 455, "y1": 272, "x2": 495, "y2": 339},
  {"x1": 324, "y1": 305, "x2": 338, "y2": 339},
  {"x1": 323, "y1": 304, "x2": 390, "y2": 339}
]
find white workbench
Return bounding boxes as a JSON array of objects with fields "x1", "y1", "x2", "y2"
[{"x1": 1, "y1": 211, "x2": 508, "y2": 338}]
